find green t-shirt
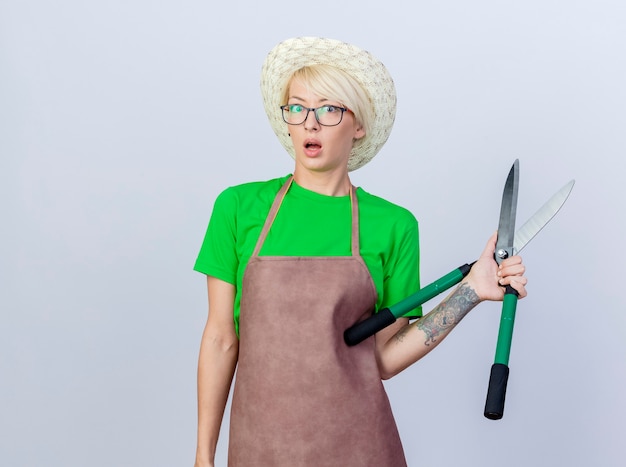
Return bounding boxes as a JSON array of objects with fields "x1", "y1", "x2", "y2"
[{"x1": 194, "y1": 175, "x2": 421, "y2": 335}]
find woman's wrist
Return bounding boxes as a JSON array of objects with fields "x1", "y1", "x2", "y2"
[
  {"x1": 195, "y1": 444, "x2": 215, "y2": 467},
  {"x1": 459, "y1": 278, "x2": 484, "y2": 304},
  {"x1": 194, "y1": 454, "x2": 214, "y2": 467}
]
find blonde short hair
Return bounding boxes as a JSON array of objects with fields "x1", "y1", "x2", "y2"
[{"x1": 281, "y1": 64, "x2": 374, "y2": 141}]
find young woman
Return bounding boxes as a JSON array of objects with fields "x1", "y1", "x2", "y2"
[{"x1": 193, "y1": 37, "x2": 527, "y2": 467}]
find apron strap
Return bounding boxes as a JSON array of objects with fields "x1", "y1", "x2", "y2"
[
  {"x1": 350, "y1": 185, "x2": 360, "y2": 256},
  {"x1": 251, "y1": 176, "x2": 361, "y2": 257},
  {"x1": 251, "y1": 177, "x2": 294, "y2": 257}
]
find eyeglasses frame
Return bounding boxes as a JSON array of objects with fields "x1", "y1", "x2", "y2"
[{"x1": 280, "y1": 104, "x2": 351, "y2": 127}]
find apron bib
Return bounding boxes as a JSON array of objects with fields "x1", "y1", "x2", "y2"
[{"x1": 229, "y1": 177, "x2": 407, "y2": 467}]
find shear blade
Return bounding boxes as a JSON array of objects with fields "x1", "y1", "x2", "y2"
[
  {"x1": 514, "y1": 179, "x2": 575, "y2": 253},
  {"x1": 495, "y1": 160, "x2": 519, "y2": 264}
]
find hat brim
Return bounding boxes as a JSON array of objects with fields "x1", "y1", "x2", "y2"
[{"x1": 260, "y1": 37, "x2": 397, "y2": 171}]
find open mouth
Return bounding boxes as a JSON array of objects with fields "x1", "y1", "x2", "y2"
[{"x1": 304, "y1": 139, "x2": 322, "y2": 150}]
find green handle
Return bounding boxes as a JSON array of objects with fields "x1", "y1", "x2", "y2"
[
  {"x1": 484, "y1": 285, "x2": 519, "y2": 420},
  {"x1": 494, "y1": 286, "x2": 519, "y2": 365},
  {"x1": 344, "y1": 263, "x2": 474, "y2": 346},
  {"x1": 388, "y1": 263, "x2": 473, "y2": 318}
]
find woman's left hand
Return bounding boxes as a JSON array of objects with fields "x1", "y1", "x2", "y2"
[{"x1": 464, "y1": 232, "x2": 528, "y2": 302}]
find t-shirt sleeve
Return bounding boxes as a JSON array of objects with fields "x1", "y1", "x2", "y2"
[
  {"x1": 382, "y1": 213, "x2": 421, "y2": 318},
  {"x1": 193, "y1": 188, "x2": 239, "y2": 285}
]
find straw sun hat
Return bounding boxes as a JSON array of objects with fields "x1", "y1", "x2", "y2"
[{"x1": 260, "y1": 37, "x2": 397, "y2": 171}]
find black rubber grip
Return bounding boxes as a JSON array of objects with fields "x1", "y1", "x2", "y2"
[
  {"x1": 459, "y1": 262, "x2": 474, "y2": 277},
  {"x1": 344, "y1": 308, "x2": 396, "y2": 346},
  {"x1": 484, "y1": 363, "x2": 510, "y2": 420}
]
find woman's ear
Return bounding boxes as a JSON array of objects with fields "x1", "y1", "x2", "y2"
[{"x1": 353, "y1": 125, "x2": 366, "y2": 140}]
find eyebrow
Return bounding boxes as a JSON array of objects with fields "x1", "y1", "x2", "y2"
[{"x1": 288, "y1": 96, "x2": 332, "y2": 104}]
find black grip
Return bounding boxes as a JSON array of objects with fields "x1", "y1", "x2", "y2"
[
  {"x1": 344, "y1": 308, "x2": 396, "y2": 346},
  {"x1": 484, "y1": 363, "x2": 510, "y2": 420},
  {"x1": 459, "y1": 262, "x2": 475, "y2": 277}
]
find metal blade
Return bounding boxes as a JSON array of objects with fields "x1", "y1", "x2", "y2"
[
  {"x1": 495, "y1": 160, "x2": 519, "y2": 264},
  {"x1": 514, "y1": 179, "x2": 575, "y2": 253}
]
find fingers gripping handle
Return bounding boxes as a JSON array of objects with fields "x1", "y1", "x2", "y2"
[
  {"x1": 344, "y1": 308, "x2": 396, "y2": 346},
  {"x1": 484, "y1": 363, "x2": 510, "y2": 420}
]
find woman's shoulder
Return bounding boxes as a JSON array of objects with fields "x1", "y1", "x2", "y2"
[
  {"x1": 216, "y1": 175, "x2": 291, "y2": 205},
  {"x1": 356, "y1": 187, "x2": 418, "y2": 227}
]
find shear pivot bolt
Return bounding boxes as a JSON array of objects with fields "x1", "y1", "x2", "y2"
[{"x1": 497, "y1": 249, "x2": 509, "y2": 260}]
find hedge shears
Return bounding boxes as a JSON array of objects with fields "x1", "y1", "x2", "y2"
[{"x1": 344, "y1": 159, "x2": 574, "y2": 419}]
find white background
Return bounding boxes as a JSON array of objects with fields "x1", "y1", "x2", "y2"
[{"x1": 1, "y1": 1, "x2": 625, "y2": 466}]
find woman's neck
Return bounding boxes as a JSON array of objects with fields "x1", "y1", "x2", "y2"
[{"x1": 292, "y1": 167, "x2": 352, "y2": 196}]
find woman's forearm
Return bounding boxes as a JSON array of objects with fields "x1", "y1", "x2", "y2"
[
  {"x1": 195, "y1": 277, "x2": 239, "y2": 466},
  {"x1": 377, "y1": 282, "x2": 480, "y2": 379},
  {"x1": 195, "y1": 324, "x2": 239, "y2": 465}
]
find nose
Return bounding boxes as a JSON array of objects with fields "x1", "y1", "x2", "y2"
[{"x1": 303, "y1": 108, "x2": 320, "y2": 131}]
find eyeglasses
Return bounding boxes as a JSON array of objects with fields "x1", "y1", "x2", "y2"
[{"x1": 280, "y1": 104, "x2": 350, "y2": 127}]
